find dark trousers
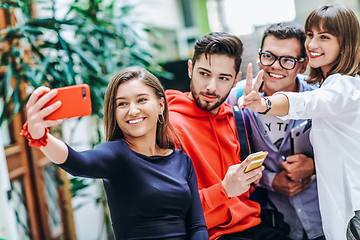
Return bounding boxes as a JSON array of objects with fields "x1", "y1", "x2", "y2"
[
  {"x1": 218, "y1": 223, "x2": 291, "y2": 240},
  {"x1": 303, "y1": 229, "x2": 326, "y2": 240},
  {"x1": 308, "y1": 237, "x2": 326, "y2": 240}
]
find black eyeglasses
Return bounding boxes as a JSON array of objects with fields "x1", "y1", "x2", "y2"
[{"x1": 259, "y1": 51, "x2": 305, "y2": 70}]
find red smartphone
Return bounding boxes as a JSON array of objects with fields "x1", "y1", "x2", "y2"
[{"x1": 40, "y1": 84, "x2": 92, "y2": 120}]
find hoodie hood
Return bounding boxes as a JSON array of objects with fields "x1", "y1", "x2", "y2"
[{"x1": 166, "y1": 89, "x2": 234, "y2": 119}]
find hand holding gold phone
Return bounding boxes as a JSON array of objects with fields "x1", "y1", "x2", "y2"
[{"x1": 244, "y1": 151, "x2": 268, "y2": 173}]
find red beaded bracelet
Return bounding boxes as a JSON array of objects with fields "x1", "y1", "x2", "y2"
[{"x1": 20, "y1": 121, "x2": 49, "y2": 148}]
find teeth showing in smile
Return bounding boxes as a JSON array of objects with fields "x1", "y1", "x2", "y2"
[
  {"x1": 128, "y1": 118, "x2": 143, "y2": 124},
  {"x1": 310, "y1": 52, "x2": 322, "y2": 57},
  {"x1": 269, "y1": 73, "x2": 284, "y2": 79}
]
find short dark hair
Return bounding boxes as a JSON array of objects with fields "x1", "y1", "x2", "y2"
[
  {"x1": 260, "y1": 22, "x2": 307, "y2": 58},
  {"x1": 191, "y1": 32, "x2": 243, "y2": 74}
]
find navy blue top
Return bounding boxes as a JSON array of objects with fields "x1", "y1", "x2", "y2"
[{"x1": 58, "y1": 140, "x2": 208, "y2": 240}]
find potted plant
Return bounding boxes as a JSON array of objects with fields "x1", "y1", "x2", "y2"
[
  {"x1": 0, "y1": 0, "x2": 166, "y2": 139},
  {"x1": 0, "y1": 0, "x2": 167, "y2": 239}
]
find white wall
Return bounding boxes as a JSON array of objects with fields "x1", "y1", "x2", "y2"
[
  {"x1": 135, "y1": 0, "x2": 198, "y2": 60},
  {"x1": 0, "y1": 138, "x2": 19, "y2": 240},
  {"x1": 294, "y1": 0, "x2": 360, "y2": 25},
  {"x1": 207, "y1": 0, "x2": 296, "y2": 35},
  {"x1": 136, "y1": 0, "x2": 183, "y2": 30}
]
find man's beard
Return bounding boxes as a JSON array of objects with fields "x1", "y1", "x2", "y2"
[{"x1": 190, "y1": 81, "x2": 230, "y2": 112}]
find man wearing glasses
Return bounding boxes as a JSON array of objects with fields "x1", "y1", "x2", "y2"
[{"x1": 227, "y1": 22, "x2": 325, "y2": 240}]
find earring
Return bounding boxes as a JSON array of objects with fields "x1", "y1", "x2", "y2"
[{"x1": 158, "y1": 113, "x2": 165, "y2": 124}]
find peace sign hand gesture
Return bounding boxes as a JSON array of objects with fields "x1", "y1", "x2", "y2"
[
  {"x1": 237, "y1": 63, "x2": 265, "y2": 112},
  {"x1": 238, "y1": 63, "x2": 290, "y2": 116}
]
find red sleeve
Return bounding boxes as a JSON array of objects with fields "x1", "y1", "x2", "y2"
[{"x1": 199, "y1": 182, "x2": 229, "y2": 214}]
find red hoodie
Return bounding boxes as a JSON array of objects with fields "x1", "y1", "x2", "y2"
[{"x1": 166, "y1": 90, "x2": 261, "y2": 240}]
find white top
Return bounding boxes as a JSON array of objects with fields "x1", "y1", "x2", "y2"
[
  {"x1": 276, "y1": 73, "x2": 360, "y2": 240},
  {"x1": 258, "y1": 114, "x2": 290, "y2": 147}
]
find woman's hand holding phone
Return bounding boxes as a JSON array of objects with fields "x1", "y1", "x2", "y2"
[
  {"x1": 26, "y1": 86, "x2": 63, "y2": 139},
  {"x1": 26, "y1": 84, "x2": 92, "y2": 139},
  {"x1": 24, "y1": 86, "x2": 72, "y2": 164}
]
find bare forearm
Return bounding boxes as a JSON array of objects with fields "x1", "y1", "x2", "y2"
[
  {"x1": 264, "y1": 94, "x2": 290, "y2": 117},
  {"x1": 40, "y1": 134, "x2": 69, "y2": 164}
]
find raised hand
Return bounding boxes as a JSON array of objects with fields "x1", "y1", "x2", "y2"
[
  {"x1": 238, "y1": 63, "x2": 290, "y2": 116},
  {"x1": 222, "y1": 155, "x2": 264, "y2": 198},
  {"x1": 238, "y1": 63, "x2": 264, "y2": 112},
  {"x1": 26, "y1": 86, "x2": 63, "y2": 139}
]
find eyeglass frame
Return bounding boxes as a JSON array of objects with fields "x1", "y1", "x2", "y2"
[{"x1": 258, "y1": 51, "x2": 305, "y2": 70}]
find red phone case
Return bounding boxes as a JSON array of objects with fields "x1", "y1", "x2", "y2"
[{"x1": 41, "y1": 84, "x2": 92, "y2": 120}]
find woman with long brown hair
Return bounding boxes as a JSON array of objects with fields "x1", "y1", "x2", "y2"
[{"x1": 21, "y1": 66, "x2": 208, "y2": 239}]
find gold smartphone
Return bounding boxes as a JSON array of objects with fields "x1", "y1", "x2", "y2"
[{"x1": 244, "y1": 151, "x2": 268, "y2": 173}]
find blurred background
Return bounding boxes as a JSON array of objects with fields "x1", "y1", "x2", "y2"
[{"x1": 0, "y1": 0, "x2": 359, "y2": 239}]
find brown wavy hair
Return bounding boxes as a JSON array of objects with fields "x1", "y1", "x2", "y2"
[
  {"x1": 103, "y1": 66, "x2": 180, "y2": 149},
  {"x1": 305, "y1": 4, "x2": 360, "y2": 84}
]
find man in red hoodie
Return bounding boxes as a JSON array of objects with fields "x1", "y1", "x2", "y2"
[{"x1": 166, "y1": 32, "x2": 290, "y2": 240}]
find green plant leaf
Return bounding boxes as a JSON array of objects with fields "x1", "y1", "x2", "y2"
[
  {"x1": 0, "y1": 2, "x2": 20, "y2": 9},
  {"x1": 26, "y1": 18, "x2": 78, "y2": 30},
  {"x1": 0, "y1": 26, "x2": 23, "y2": 40},
  {"x1": 71, "y1": 45, "x2": 101, "y2": 73},
  {"x1": 0, "y1": 50, "x2": 10, "y2": 66},
  {"x1": 0, "y1": 0, "x2": 168, "y2": 146},
  {"x1": 47, "y1": 64, "x2": 65, "y2": 83},
  {"x1": 70, "y1": 177, "x2": 91, "y2": 197},
  {"x1": 21, "y1": 25, "x2": 43, "y2": 36}
]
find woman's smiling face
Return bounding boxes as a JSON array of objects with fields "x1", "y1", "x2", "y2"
[
  {"x1": 305, "y1": 27, "x2": 340, "y2": 76},
  {"x1": 115, "y1": 79, "x2": 164, "y2": 140}
]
